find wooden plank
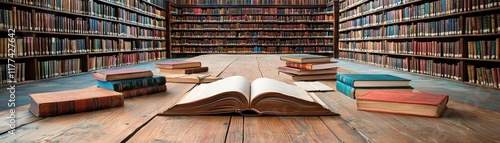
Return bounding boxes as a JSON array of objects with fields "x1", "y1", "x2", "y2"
[
  {"x1": 126, "y1": 116, "x2": 231, "y2": 142},
  {"x1": 225, "y1": 116, "x2": 244, "y2": 142},
  {"x1": 0, "y1": 105, "x2": 42, "y2": 134},
  {"x1": 0, "y1": 55, "x2": 238, "y2": 142},
  {"x1": 318, "y1": 117, "x2": 368, "y2": 143}
]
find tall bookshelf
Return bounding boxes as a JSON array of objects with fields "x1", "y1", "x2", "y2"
[
  {"x1": 338, "y1": 0, "x2": 500, "y2": 90},
  {"x1": 0, "y1": 0, "x2": 168, "y2": 87},
  {"x1": 168, "y1": 0, "x2": 339, "y2": 58}
]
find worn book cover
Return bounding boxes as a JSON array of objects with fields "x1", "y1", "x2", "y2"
[
  {"x1": 280, "y1": 55, "x2": 331, "y2": 63},
  {"x1": 93, "y1": 69, "x2": 153, "y2": 81},
  {"x1": 336, "y1": 74, "x2": 411, "y2": 88},
  {"x1": 285, "y1": 61, "x2": 338, "y2": 70},
  {"x1": 159, "y1": 67, "x2": 209, "y2": 74},
  {"x1": 97, "y1": 75, "x2": 166, "y2": 91},
  {"x1": 156, "y1": 61, "x2": 201, "y2": 69}
]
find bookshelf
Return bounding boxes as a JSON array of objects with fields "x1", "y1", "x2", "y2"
[
  {"x1": 168, "y1": 0, "x2": 339, "y2": 58},
  {"x1": 338, "y1": 0, "x2": 500, "y2": 90},
  {"x1": 0, "y1": 0, "x2": 168, "y2": 87}
]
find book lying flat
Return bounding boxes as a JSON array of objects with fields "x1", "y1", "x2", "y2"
[
  {"x1": 356, "y1": 90, "x2": 448, "y2": 117},
  {"x1": 278, "y1": 66, "x2": 337, "y2": 75},
  {"x1": 156, "y1": 61, "x2": 201, "y2": 69},
  {"x1": 29, "y1": 88, "x2": 124, "y2": 117},
  {"x1": 97, "y1": 75, "x2": 166, "y2": 91},
  {"x1": 336, "y1": 81, "x2": 414, "y2": 99},
  {"x1": 286, "y1": 61, "x2": 338, "y2": 70},
  {"x1": 336, "y1": 74, "x2": 410, "y2": 87},
  {"x1": 279, "y1": 71, "x2": 337, "y2": 81},
  {"x1": 93, "y1": 69, "x2": 153, "y2": 81},
  {"x1": 120, "y1": 85, "x2": 167, "y2": 99},
  {"x1": 294, "y1": 81, "x2": 334, "y2": 92},
  {"x1": 280, "y1": 55, "x2": 331, "y2": 63},
  {"x1": 159, "y1": 67, "x2": 209, "y2": 74},
  {"x1": 160, "y1": 76, "x2": 336, "y2": 116},
  {"x1": 164, "y1": 74, "x2": 222, "y2": 83}
]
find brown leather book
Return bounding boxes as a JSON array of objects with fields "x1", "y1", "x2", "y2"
[
  {"x1": 161, "y1": 76, "x2": 336, "y2": 116},
  {"x1": 156, "y1": 61, "x2": 201, "y2": 69},
  {"x1": 29, "y1": 88, "x2": 124, "y2": 117},
  {"x1": 93, "y1": 69, "x2": 153, "y2": 81},
  {"x1": 159, "y1": 67, "x2": 209, "y2": 74},
  {"x1": 278, "y1": 66, "x2": 337, "y2": 75},
  {"x1": 356, "y1": 90, "x2": 448, "y2": 117},
  {"x1": 285, "y1": 61, "x2": 338, "y2": 70},
  {"x1": 280, "y1": 55, "x2": 331, "y2": 63},
  {"x1": 120, "y1": 85, "x2": 167, "y2": 99},
  {"x1": 279, "y1": 71, "x2": 337, "y2": 81}
]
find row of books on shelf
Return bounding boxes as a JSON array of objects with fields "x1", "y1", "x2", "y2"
[
  {"x1": 0, "y1": 63, "x2": 25, "y2": 85},
  {"x1": 175, "y1": 0, "x2": 328, "y2": 5},
  {"x1": 339, "y1": 52, "x2": 462, "y2": 80},
  {"x1": 0, "y1": 37, "x2": 166, "y2": 57},
  {"x1": 98, "y1": 0, "x2": 165, "y2": 18},
  {"x1": 171, "y1": 39, "x2": 333, "y2": 45},
  {"x1": 38, "y1": 58, "x2": 82, "y2": 79},
  {"x1": 172, "y1": 23, "x2": 333, "y2": 29},
  {"x1": 171, "y1": 46, "x2": 333, "y2": 53},
  {"x1": 171, "y1": 31, "x2": 333, "y2": 37},
  {"x1": 171, "y1": 15, "x2": 334, "y2": 22},
  {"x1": 88, "y1": 51, "x2": 166, "y2": 71},
  {"x1": 340, "y1": 41, "x2": 463, "y2": 58},
  {"x1": 467, "y1": 65, "x2": 500, "y2": 88},
  {"x1": 172, "y1": 8, "x2": 332, "y2": 15}
]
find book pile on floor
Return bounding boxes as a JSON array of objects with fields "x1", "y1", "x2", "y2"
[
  {"x1": 278, "y1": 55, "x2": 338, "y2": 81},
  {"x1": 156, "y1": 61, "x2": 208, "y2": 74},
  {"x1": 336, "y1": 74, "x2": 414, "y2": 99},
  {"x1": 93, "y1": 69, "x2": 167, "y2": 99}
]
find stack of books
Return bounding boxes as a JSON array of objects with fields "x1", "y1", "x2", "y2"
[
  {"x1": 336, "y1": 74, "x2": 414, "y2": 99},
  {"x1": 278, "y1": 55, "x2": 338, "y2": 81},
  {"x1": 93, "y1": 69, "x2": 167, "y2": 99},
  {"x1": 156, "y1": 61, "x2": 208, "y2": 74}
]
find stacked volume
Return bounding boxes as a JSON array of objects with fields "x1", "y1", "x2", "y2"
[
  {"x1": 93, "y1": 69, "x2": 167, "y2": 99},
  {"x1": 279, "y1": 55, "x2": 338, "y2": 81},
  {"x1": 156, "y1": 61, "x2": 208, "y2": 74},
  {"x1": 336, "y1": 74, "x2": 414, "y2": 99}
]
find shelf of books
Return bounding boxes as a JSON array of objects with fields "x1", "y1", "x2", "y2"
[
  {"x1": 168, "y1": 0, "x2": 339, "y2": 58},
  {"x1": 0, "y1": 0, "x2": 168, "y2": 87},
  {"x1": 338, "y1": 0, "x2": 500, "y2": 90}
]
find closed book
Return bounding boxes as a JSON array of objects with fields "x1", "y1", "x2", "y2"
[
  {"x1": 356, "y1": 90, "x2": 448, "y2": 117},
  {"x1": 29, "y1": 88, "x2": 124, "y2": 117},
  {"x1": 164, "y1": 74, "x2": 222, "y2": 83},
  {"x1": 336, "y1": 81, "x2": 415, "y2": 99},
  {"x1": 286, "y1": 61, "x2": 338, "y2": 70},
  {"x1": 280, "y1": 55, "x2": 331, "y2": 63},
  {"x1": 278, "y1": 66, "x2": 337, "y2": 75},
  {"x1": 156, "y1": 61, "x2": 201, "y2": 69},
  {"x1": 279, "y1": 71, "x2": 336, "y2": 81},
  {"x1": 159, "y1": 67, "x2": 209, "y2": 74},
  {"x1": 93, "y1": 69, "x2": 153, "y2": 81},
  {"x1": 336, "y1": 74, "x2": 411, "y2": 88},
  {"x1": 97, "y1": 75, "x2": 166, "y2": 92},
  {"x1": 120, "y1": 85, "x2": 167, "y2": 99}
]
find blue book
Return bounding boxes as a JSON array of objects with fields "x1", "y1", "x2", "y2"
[
  {"x1": 97, "y1": 75, "x2": 166, "y2": 92},
  {"x1": 336, "y1": 74, "x2": 410, "y2": 88},
  {"x1": 336, "y1": 81, "x2": 355, "y2": 99}
]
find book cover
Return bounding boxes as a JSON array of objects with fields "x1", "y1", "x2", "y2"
[
  {"x1": 159, "y1": 67, "x2": 209, "y2": 74},
  {"x1": 336, "y1": 74, "x2": 411, "y2": 87},
  {"x1": 29, "y1": 88, "x2": 124, "y2": 117},
  {"x1": 97, "y1": 75, "x2": 166, "y2": 92},
  {"x1": 164, "y1": 74, "x2": 222, "y2": 83},
  {"x1": 356, "y1": 90, "x2": 448, "y2": 117},
  {"x1": 121, "y1": 85, "x2": 167, "y2": 99},
  {"x1": 278, "y1": 66, "x2": 337, "y2": 75},
  {"x1": 279, "y1": 71, "x2": 337, "y2": 81},
  {"x1": 93, "y1": 69, "x2": 153, "y2": 81},
  {"x1": 156, "y1": 61, "x2": 201, "y2": 69},
  {"x1": 285, "y1": 61, "x2": 338, "y2": 70},
  {"x1": 280, "y1": 55, "x2": 331, "y2": 63},
  {"x1": 336, "y1": 81, "x2": 355, "y2": 98}
]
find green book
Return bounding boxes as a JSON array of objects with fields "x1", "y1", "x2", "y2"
[{"x1": 336, "y1": 74, "x2": 411, "y2": 88}]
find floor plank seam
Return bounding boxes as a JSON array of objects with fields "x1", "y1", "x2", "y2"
[
  {"x1": 120, "y1": 115, "x2": 159, "y2": 143},
  {"x1": 0, "y1": 117, "x2": 45, "y2": 136},
  {"x1": 223, "y1": 115, "x2": 233, "y2": 143},
  {"x1": 318, "y1": 117, "x2": 344, "y2": 143},
  {"x1": 256, "y1": 56, "x2": 264, "y2": 78},
  {"x1": 217, "y1": 57, "x2": 240, "y2": 77}
]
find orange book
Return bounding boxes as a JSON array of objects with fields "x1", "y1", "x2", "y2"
[
  {"x1": 92, "y1": 69, "x2": 153, "y2": 81},
  {"x1": 356, "y1": 90, "x2": 448, "y2": 117},
  {"x1": 156, "y1": 61, "x2": 201, "y2": 69},
  {"x1": 285, "y1": 61, "x2": 338, "y2": 70}
]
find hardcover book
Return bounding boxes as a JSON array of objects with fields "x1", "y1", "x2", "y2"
[
  {"x1": 280, "y1": 55, "x2": 332, "y2": 63},
  {"x1": 336, "y1": 81, "x2": 414, "y2": 99},
  {"x1": 164, "y1": 74, "x2": 222, "y2": 83},
  {"x1": 97, "y1": 75, "x2": 166, "y2": 91},
  {"x1": 279, "y1": 71, "x2": 337, "y2": 81},
  {"x1": 286, "y1": 61, "x2": 338, "y2": 70},
  {"x1": 161, "y1": 76, "x2": 336, "y2": 116},
  {"x1": 336, "y1": 74, "x2": 411, "y2": 87},
  {"x1": 278, "y1": 66, "x2": 337, "y2": 75},
  {"x1": 29, "y1": 88, "x2": 124, "y2": 117},
  {"x1": 156, "y1": 61, "x2": 202, "y2": 69},
  {"x1": 356, "y1": 90, "x2": 448, "y2": 117},
  {"x1": 159, "y1": 67, "x2": 209, "y2": 74},
  {"x1": 120, "y1": 85, "x2": 167, "y2": 99},
  {"x1": 93, "y1": 69, "x2": 153, "y2": 81}
]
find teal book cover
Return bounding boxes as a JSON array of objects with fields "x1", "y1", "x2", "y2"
[
  {"x1": 97, "y1": 75, "x2": 166, "y2": 91},
  {"x1": 336, "y1": 74, "x2": 410, "y2": 87},
  {"x1": 336, "y1": 81, "x2": 355, "y2": 99}
]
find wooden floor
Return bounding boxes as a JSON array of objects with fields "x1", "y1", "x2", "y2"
[{"x1": 1, "y1": 54, "x2": 499, "y2": 142}]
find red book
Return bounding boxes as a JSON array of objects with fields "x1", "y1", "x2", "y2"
[
  {"x1": 92, "y1": 69, "x2": 153, "y2": 81},
  {"x1": 159, "y1": 67, "x2": 209, "y2": 74},
  {"x1": 156, "y1": 61, "x2": 201, "y2": 69},
  {"x1": 356, "y1": 90, "x2": 449, "y2": 117}
]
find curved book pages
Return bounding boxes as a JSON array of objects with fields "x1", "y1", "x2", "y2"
[{"x1": 160, "y1": 76, "x2": 337, "y2": 116}]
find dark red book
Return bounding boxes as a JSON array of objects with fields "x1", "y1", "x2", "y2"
[
  {"x1": 93, "y1": 69, "x2": 153, "y2": 81},
  {"x1": 159, "y1": 67, "x2": 209, "y2": 74},
  {"x1": 120, "y1": 85, "x2": 167, "y2": 99},
  {"x1": 356, "y1": 90, "x2": 449, "y2": 117}
]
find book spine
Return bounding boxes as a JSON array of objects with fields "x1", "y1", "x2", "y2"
[
  {"x1": 35, "y1": 95, "x2": 124, "y2": 117},
  {"x1": 336, "y1": 74, "x2": 356, "y2": 87},
  {"x1": 185, "y1": 67, "x2": 209, "y2": 74},
  {"x1": 285, "y1": 62, "x2": 313, "y2": 70},
  {"x1": 336, "y1": 81, "x2": 355, "y2": 99},
  {"x1": 121, "y1": 85, "x2": 167, "y2": 99},
  {"x1": 98, "y1": 76, "x2": 167, "y2": 92}
]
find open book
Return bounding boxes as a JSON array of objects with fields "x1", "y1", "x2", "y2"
[{"x1": 160, "y1": 76, "x2": 336, "y2": 116}]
